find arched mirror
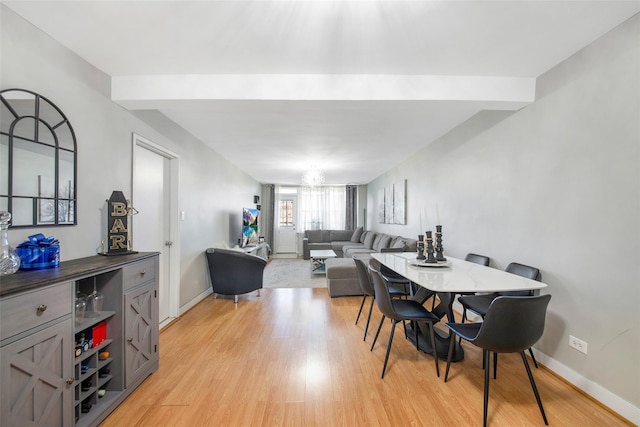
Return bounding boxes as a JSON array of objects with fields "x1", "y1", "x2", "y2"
[{"x1": 1, "y1": 89, "x2": 77, "y2": 228}]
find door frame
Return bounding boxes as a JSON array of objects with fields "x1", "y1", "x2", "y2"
[{"x1": 132, "y1": 133, "x2": 180, "y2": 329}]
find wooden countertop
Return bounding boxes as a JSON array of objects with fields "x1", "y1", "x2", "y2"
[{"x1": 0, "y1": 252, "x2": 159, "y2": 297}]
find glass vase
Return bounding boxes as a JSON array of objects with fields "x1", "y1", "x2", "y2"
[
  {"x1": 75, "y1": 290, "x2": 87, "y2": 325},
  {"x1": 86, "y1": 278, "x2": 104, "y2": 314},
  {"x1": 0, "y1": 211, "x2": 20, "y2": 276}
]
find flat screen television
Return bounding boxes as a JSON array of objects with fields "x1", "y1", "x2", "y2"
[{"x1": 242, "y1": 207, "x2": 259, "y2": 247}]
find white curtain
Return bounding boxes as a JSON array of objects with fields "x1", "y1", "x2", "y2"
[{"x1": 298, "y1": 186, "x2": 346, "y2": 232}]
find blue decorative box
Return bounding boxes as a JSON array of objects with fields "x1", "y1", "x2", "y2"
[{"x1": 16, "y1": 234, "x2": 60, "y2": 270}]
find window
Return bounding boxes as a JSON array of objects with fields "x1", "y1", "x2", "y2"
[
  {"x1": 298, "y1": 186, "x2": 346, "y2": 232},
  {"x1": 278, "y1": 199, "x2": 294, "y2": 226}
]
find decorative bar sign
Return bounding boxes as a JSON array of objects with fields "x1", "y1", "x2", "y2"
[{"x1": 100, "y1": 191, "x2": 137, "y2": 256}]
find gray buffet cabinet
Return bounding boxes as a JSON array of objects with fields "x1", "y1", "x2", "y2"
[{"x1": 0, "y1": 252, "x2": 159, "y2": 427}]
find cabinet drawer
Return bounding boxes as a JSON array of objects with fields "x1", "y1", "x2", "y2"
[
  {"x1": 123, "y1": 257, "x2": 157, "y2": 290},
  {"x1": 0, "y1": 282, "x2": 72, "y2": 340}
]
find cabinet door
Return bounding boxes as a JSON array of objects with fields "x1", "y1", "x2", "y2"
[
  {"x1": 124, "y1": 281, "x2": 158, "y2": 388},
  {"x1": 0, "y1": 318, "x2": 74, "y2": 427}
]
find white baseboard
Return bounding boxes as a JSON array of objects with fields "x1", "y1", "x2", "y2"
[
  {"x1": 533, "y1": 350, "x2": 639, "y2": 425},
  {"x1": 159, "y1": 317, "x2": 175, "y2": 330},
  {"x1": 179, "y1": 287, "x2": 213, "y2": 316},
  {"x1": 451, "y1": 301, "x2": 639, "y2": 424}
]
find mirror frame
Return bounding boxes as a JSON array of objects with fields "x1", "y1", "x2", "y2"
[{"x1": 1, "y1": 88, "x2": 78, "y2": 228}]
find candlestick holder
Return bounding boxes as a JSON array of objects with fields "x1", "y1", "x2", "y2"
[
  {"x1": 425, "y1": 231, "x2": 437, "y2": 263},
  {"x1": 435, "y1": 225, "x2": 447, "y2": 262},
  {"x1": 416, "y1": 235, "x2": 425, "y2": 260}
]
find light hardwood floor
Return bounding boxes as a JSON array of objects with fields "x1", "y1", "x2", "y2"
[{"x1": 102, "y1": 287, "x2": 632, "y2": 426}]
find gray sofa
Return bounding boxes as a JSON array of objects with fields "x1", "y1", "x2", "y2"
[
  {"x1": 302, "y1": 228, "x2": 359, "y2": 259},
  {"x1": 302, "y1": 227, "x2": 417, "y2": 297},
  {"x1": 303, "y1": 227, "x2": 417, "y2": 260}
]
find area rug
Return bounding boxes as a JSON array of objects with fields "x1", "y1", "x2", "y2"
[{"x1": 263, "y1": 258, "x2": 327, "y2": 289}]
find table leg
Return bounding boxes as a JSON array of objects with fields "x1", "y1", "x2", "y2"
[{"x1": 405, "y1": 291, "x2": 464, "y2": 361}]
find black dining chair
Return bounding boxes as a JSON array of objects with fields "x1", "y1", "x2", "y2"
[
  {"x1": 460, "y1": 262, "x2": 541, "y2": 317},
  {"x1": 353, "y1": 257, "x2": 407, "y2": 341},
  {"x1": 465, "y1": 253, "x2": 491, "y2": 267},
  {"x1": 458, "y1": 253, "x2": 491, "y2": 323},
  {"x1": 444, "y1": 295, "x2": 552, "y2": 427},
  {"x1": 368, "y1": 266, "x2": 440, "y2": 379},
  {"x1": 370, "y1": 252, "x2": 414, "y2": 296},
  {"x1": 458, "y1": 262, "x2": 542, "y2": 375}
]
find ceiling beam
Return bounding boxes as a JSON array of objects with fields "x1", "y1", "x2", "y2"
[{"x1": 112, "y1": 74, "x2": 535, "y2": 110}]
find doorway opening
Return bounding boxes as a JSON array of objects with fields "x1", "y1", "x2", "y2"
[
  {"x1": 275, "y1": 187, "x2": 298, "y2": 256},
  {"x1": 132, "y1": 133, "x2": 180, "y2": 329}
]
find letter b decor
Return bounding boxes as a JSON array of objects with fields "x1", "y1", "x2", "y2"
[{"x1": 100, "y1": 191, "x2": 138, "y2": 256}]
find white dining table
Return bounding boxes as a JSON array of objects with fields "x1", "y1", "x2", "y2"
[
  {"x1": 371, "y1": 252, "x2": 548, "y2": 294},
  {"x1": 370, "y1": 252, "x2": 548, "y2": 361}
]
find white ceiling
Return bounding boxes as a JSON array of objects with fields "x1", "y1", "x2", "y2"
[{"x1": 4, "y1": 1, "x2": 639, "y2": 185}]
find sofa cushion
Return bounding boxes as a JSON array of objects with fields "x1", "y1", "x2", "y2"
[
  {"x1": 330, "y1": 230, "x2": 353, "y2": 241},
  {"x1": 350, "y1": 226, "x2": 364, "y2": 243},
  {"x1": 307, "y1": 230, "x2": 323, "y2": 243},
  {"x1": 325, "y1": 258, "x2": 358, "y2": 279},
  {"x1": 331, "y1": 241, "x2": 352, "y2": 255},
  {"x1": 341, "y1": 243, "x2": 365, "y2": 253},
  {"x1": 373, "y1": 234, "x2": 392, "y2": 251},
  {"x1": 359, "y1": 230, "x2": 368, "y2": 243},
  {"x1": 363, "y1": 232, "x2": 376, "y2": 249},
  {"x1": 322, "y1": 230, "x2": 332, "y2": 242},
  {"x1": 308, "y1": 242, "x2": 332, "y2": 251},
  {"x1": 345, "y1": 248, "x2": 376, "y2": 258}
]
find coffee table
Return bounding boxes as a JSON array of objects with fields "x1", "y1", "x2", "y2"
[{"x1": 309, "y1": 249, "x2": 337, "y2": 275}]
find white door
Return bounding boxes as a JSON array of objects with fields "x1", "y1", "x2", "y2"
[
  {"x1": 132, "y1": 134, "x2": 178, "y2": 327},
  {"x1": 276, "y1": 195, "x2": 297, "y2": 253}
]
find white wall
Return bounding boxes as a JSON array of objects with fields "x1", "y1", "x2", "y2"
[
  {"x1": 368, "y1": 15, "x2": 639, "y2": 420},
  {"x1": 1, "y1": 6, "x2": 261, "y2": 307}
]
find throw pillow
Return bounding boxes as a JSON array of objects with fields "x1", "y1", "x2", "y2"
[
  {"x1": 350, "y1": 226, "x2": 364, "y2": 243},
  {"x1": 360, "y1": 230, "x2": 369, "y2": 244},
  {"x1": 373, "y1": 235, "x2": 392, "y2": 251},
  {"x1": 390, "y1": 237, "x2": 406, "y2": 249},
  {"x1": 363, "y1": 232, "x2": 376, "y2": 249}
]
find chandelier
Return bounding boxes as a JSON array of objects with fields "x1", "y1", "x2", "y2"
[{"x1": 301, "y1": 166, "x2": 325, "y2": 187}]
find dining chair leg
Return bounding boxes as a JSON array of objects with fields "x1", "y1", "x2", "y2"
[
  {"x1": 493, "y1": 352, "x2": 498, "y2": 379},
  {"x1": 415, "y1": 321, "x2": 420, "y2": 349},
  {"x1": 483, "y1": 349, "x2": 491, "y2": 427},
  {"x1": 363, "y1": 297, "x2": 375, "y2": 341},
  {"x1": 444, "y1": 334, "x2": 457, "y2": 382},
  {"x1": 381, "y1": 320, "x2": 397, "y2": 379},
  {"x1": 528, "y1": 347, "x2": 539, "y2": 368},
  {"x1": 371, "y1": 315, "x2": 386, "y2": 351},
  {"x1": 428, "y1": 322, "x2": 440, "y2": 377},
  {"x1": 356, "y1": 295, "x2": 367, "y2": 325},
  {"x1": 521, "y1": 351, "x2": 549, "y2": 425}
]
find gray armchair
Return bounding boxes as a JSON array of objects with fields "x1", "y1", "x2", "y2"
[{"x1": 205, "y1": 248, "x2": 267, "y2": 303}]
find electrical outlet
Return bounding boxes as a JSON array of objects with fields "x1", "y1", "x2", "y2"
[{"x1": 569, "y1": 335, "x2": 588, "y2": 354}]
